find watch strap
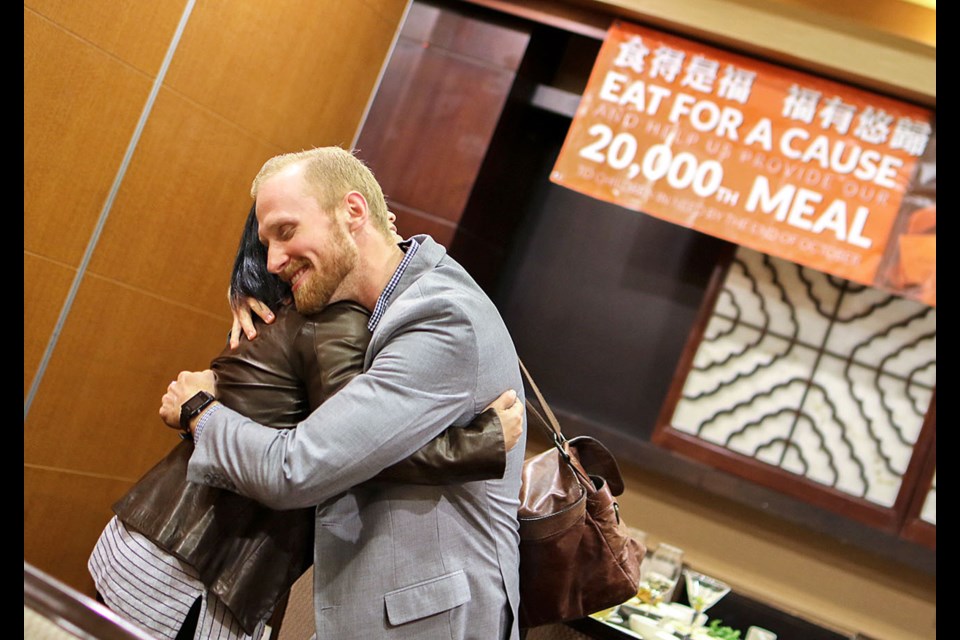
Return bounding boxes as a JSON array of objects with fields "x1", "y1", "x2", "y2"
[{"x1": 180, "y1": 390, "x2": 216, "y2": 433}]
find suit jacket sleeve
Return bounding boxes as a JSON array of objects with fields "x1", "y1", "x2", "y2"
[
  {"x1": 187, "y1": 298, "x2": 491, "y2": 508},
  {"x1": 302, "y1": 302, "x2": 506, "y2": 486}
]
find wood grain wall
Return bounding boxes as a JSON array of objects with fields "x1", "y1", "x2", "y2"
[
  {"x1": 355, "y1": 1, "x2": 531, "y2": 251},
  {"x1": 24, "y1": 0, "x2": 409, "y2": 593}
]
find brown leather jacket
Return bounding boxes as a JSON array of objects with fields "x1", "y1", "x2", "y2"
[{"x1": 112, "y1": 301, "x2": 506, "y2": 633}]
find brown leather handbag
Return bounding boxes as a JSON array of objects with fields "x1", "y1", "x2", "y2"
[{"x1": 517, "y1": 360, "x2": 645, "y2": 629}]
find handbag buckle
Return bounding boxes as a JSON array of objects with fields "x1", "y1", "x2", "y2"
[{"x1": 552, "y1": 433, "x2": 570, "y2": 462}]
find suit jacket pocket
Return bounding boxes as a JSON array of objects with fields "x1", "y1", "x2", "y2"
[{"x1": 384, "y1": 569, "x2": 470, "y2": 626}]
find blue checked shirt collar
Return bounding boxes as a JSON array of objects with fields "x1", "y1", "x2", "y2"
[{"x1": 367, "y1": 237, "x2": 420, "y2": 332}]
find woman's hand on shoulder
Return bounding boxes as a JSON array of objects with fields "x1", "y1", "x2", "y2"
[
  {"x1": 228, "y1": 290, "x2": 276, "y2": 349},
  {"x1": 486, "y1": 389, "x2": 523, "y2": 451}
]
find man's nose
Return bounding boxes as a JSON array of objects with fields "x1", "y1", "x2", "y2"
[{"x1": 266, "y1": 245, "x2": 287, "y2": 274}]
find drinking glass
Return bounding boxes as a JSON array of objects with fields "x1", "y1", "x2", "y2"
[
  {"x1": 636, "y1": 543, "x2": 684, "y2": 606},
  {"x1": 681, "y1": 569, "x2": 731, "y2": 638}
]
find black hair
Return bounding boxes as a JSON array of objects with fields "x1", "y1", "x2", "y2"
[{"x1": 229, "y1": 204, "x2": 290, "y2": 312}]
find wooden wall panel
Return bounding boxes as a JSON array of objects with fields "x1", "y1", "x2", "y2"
[
  {"x1": 390, "y1": 202, "x2": 457, "y2": 248},
  {"x1": 24, "y1": 0, "x2": 185, "y2": 74},
  {"x1": 24, "y1": 8, "x2": 154, "y2": 266},
  {"x1": 478, "y1": 0, "x2": 935, "y2": 105},
  {"x1": 398, "y1": 1, "x2": 529, "y2": 67},
  {"x1": 25, "y1": 276, "x2": 231, "y2": 479},
  {"x1": 24, "y1": 467, "x2": 135, "y2": 597},
  {"x1": 24, "y1": 254, "x2": 76, "y2": 397},
  {"x1": 596, "y1": 0, "x2": 936, "y2": 104},
  {"x1": 164, "y1": 0, "x2": 409, "y2": 151},
  {"x1": 358, "y1": 37, "x2": 522, "y2": 221},
  {"x1": 86, "y1": 88, "x2": 277, "y2": 316},
  {"x1": 24, "y1": 0, "x2": 409, "y2": 593},
  {"x1": 355, "y1": 1, "x2": 530, "y2": 243}
]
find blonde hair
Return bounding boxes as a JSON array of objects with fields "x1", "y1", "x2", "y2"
[{"x1": 251, "y1": 147, "x2": 390, "y2": 234}]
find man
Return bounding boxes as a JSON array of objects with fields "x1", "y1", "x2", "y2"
[{"x1": 160, "y1": 147, "x2": 526, "y2": 639}]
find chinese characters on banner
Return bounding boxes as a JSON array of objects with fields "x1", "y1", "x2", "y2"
[{"x1": 551, "y1": 21, "x2": 936, "y2": 306}]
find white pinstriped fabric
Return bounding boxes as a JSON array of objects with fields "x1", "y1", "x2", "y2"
[{"x1": 88, "y1": 516, "x2": 268, "y2": 640}]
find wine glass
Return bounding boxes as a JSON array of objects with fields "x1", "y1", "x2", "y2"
[
  {"x1": 681, "y1": 569, "x2": 731, "y2": 638},
  {"x1": 636, "y1": 543, "x2": 684, "y2": 607}
]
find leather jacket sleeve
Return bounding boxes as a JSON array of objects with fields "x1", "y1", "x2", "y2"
[
  {"x1": 302, "y1": 301, "x2": 506, "y2": 484},
  {"x1": 376, "y1": 407, "x2": 506, "y2": 484}
]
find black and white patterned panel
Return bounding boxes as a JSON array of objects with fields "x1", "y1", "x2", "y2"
[{"x1": 671, "y1": 247, "x2": 936, "y2": 509}]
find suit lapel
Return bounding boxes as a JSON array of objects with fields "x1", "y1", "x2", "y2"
[
  {"x1": 388, "y1": 234, "x2": 445, "y2": 305},
  {"x1": 362, "y1": 235, "x2": 446, "y2": 368}
]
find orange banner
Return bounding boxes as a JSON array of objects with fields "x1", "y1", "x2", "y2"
[{"x1": 552, "y1": 20, "x2": 936, "y2": 306}]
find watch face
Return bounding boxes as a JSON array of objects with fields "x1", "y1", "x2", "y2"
[
  {"x1": 184, "y1": 391, "x2": 212, "y2": 413},
  {"x1": 181, "y1": 391, "x2": 214, "y2": 430}
]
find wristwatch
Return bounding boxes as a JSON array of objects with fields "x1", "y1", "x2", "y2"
[{"x1": 180, "y1": 390, "x2": 216, "y2": 434}]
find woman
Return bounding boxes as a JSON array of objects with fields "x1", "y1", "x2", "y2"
[{"x1": 89, "y1": 206, "x2": 522, "y2": 640}]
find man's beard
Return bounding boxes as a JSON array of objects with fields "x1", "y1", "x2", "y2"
[{"x1": 291, "y1": 223, "x2": 358, "y2": 314}]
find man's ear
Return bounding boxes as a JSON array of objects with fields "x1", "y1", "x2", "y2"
[{"x1": 343, "y1": 191, "x2": 369, "y2": 233}]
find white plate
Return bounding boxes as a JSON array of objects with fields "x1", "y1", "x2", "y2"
[
  {"x1": 590, "y1": 616, "x2": 644, "y2": 639},
  {"x1": 627, "y1": 613, "x2": 663, "y2": 637},
  {"x1": 659, "y1": 602, "x2": 708, "y2": 626}
]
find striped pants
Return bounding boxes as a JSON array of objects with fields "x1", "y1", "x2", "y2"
[{"x1": 88, "y1": 516, "x2": 269, "y2": 640}]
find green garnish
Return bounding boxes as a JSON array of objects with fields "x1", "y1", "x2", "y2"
[{"x1": 705, "y1": 619, "x2": 742, "y2": 640}]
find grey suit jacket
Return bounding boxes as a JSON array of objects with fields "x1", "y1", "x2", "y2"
[{"x1": 188, "y1": 236, "x2": 526, "y2": 639}]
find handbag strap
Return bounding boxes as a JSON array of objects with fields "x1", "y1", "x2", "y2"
[
  {"x1": 518, "y1": 359, "x2": 564, "y2": 444},
  {"x1": 521, "y1": 359, "x2": 592, "y2": 479},
  {"x1": 519, "y1": 359, "x2": 597, "y2": 489}
]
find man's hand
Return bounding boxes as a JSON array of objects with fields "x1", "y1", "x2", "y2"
[
  {"x1": 159, "y1": 369, "x2": 217, "y2": 432},
  {"x1": 229, "y1": 292, "x2": 275, "y2": 349},
  {"x1": 486, "y1": 389, "x2": 524, "y2": 451}
]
